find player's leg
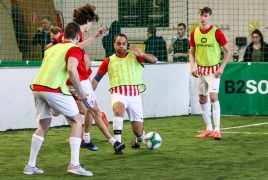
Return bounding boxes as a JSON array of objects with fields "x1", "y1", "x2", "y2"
[
  {"x1": 195, "y1": 75, "x2": 214, "y2": 138},
  {"x1": 75, "y1": 100, "x2": 98, "y2": 151},
  {"x1": 89, "y1": 101, "x2": 123, "y2": 151},
  {"x1": 49, "y1": 92, "x2": 92, "y2": 176},
  {"x1": 126, "y1": 95, "x2": 145, "y2": 148},
  {"x1": 208, "y1": 75, "x2": 221, "y2": 139},
  {"x1": 24, "y1": 91, "x2": 51, "y2": 175},
  {"x1": 80, "y1": 109, "x2": 99, "y2": 151},
  {"x1": 66, "y1": 113, "x2": 92, "y2": 176},
  {"x1": 111, "y1": 93, "x2": 127, "y2": 154}
]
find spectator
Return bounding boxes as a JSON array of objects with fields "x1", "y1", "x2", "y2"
[
  {"x1": 243, "y1": 29, "x2": 268, "y2": 62},
  {"x1": 167, "y1": 23, "x2": 190, "y2": 62},
  {"x1": 144, "y1": 26, "x2": 168, "y2": 62},
  {"x1": 32, "y1": 16, "x2": 53, "y2": 58},
  {"x1": 102, "y1": 21, "x2": 121, "y2": 57}
]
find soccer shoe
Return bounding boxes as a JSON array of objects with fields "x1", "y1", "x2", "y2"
[
  {"x1": 114, "y1": 141, "x2": 125, "y2": 154},
  {"x1": 101, "y1": 111, "x2": 110, "y2": 129},
  {"x1": 80, "y1": 140, "x2": 99, "y2": 151},
  {"x1": 114, "y1": 150, "x2": 123, "y2": 154},
  {"x1": 67, "y1": 164, "x2": 93, "y2": 176},
  {"x1": 206, "y1": 131, "x2": 215, "y2": 138},
  {"x1": 23, "y1": 165, "x2": 43, "y2": 175},
  {"x1": 132, "y1": 141, "x2": 141, "y2": 148},
  {"x1": 214, "y1": 131, "x2": 222, "y2": 140},
  {"x1": 195, "y1": 130, "x2": 214, "y2": 138}
]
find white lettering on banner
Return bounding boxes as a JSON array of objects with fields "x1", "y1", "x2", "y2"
[
  {"x1": 246, "y1": 80, "x2": 268, "y2": 94},
  {"x1": 258, "y1": 80, "x2": 268, "y2": 94},
  {"x1": 246, "y1": 80, "x2": 257, "y2": 94}
]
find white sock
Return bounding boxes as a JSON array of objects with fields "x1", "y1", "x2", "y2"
[
  {"x1": 83, "y1": 132, "x2": 90, "y2": 143},
  {"x1": 113, "y1": 117, "x2": 123, "y2": 142},
  {"x1": 201, "y1": 103, "x2": 213, "y2": 131},
  {"x1": 28, "y1": 134, "x2": 44, "y2": 167},
  {"x1": 108, "y1": 137, "x2": 117, "y2": 146},
  {"x1": 69, "y1": 137, "x2": 81, "y2": 166},
  {"x1": 212, "y1": 101, "x2": 221, "y2": 132},
  {"x1": 136, "y1": 131, "x2": 145, "y2": 143}
]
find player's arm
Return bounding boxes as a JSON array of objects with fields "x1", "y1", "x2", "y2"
[
  {"x1": 92, "y1": 74, "x2": 102, "y2": 90},
  {"x1": 189, "y1": 46, "x2": 198, "y2": 78},
  {"x1": 45, "y1": 42, "x2": 53, "y2": 49},
  {"x1": 189, "y1": 30, "x2": 198, "y2": 77},
  {"x1": 215, "y1": 30, "x2": 232, "y2": 78},
  {"x1": 92, "y1": 58, "x2": 108, "y2": 90},
  {"x1": 67, "y1": 57, "x2": 88, "y2": 100},
  {"x1": 129, "y1": 44, "x2": 158, "y2": 63},
  {"x1": 77, "y1": 26, "x2": 106, "y2": 49},
  {"x1": 215, "y1": 43, "x2": 232, "y2": 78}
]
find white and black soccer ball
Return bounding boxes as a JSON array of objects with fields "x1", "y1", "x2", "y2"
[{"x1": 143, "y1": 132, "x2": 162, "y2": 150}]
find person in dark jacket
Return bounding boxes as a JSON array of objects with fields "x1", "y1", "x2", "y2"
[
  {"x1": 102, "y1": 21, "x2": 121, "y2": 57},
  {"x1": 167, "y1": 23, "x2": 190, "y2": 62},
  {"x1": 144, "y1": 26, "x2": 168, "y2": 62},
  {"x1": 32, "y1": 16, "x2": 53, "y2": 58},
  {"x1": 243, "y1": 29, "x2": 268, "y2": 62}
]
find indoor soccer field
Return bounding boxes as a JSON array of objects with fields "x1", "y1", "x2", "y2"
[
  {"x1": 1, "y1": 115, "x2": 268, "y2": 180},
  {"x1": 1, "y1": 0, "x2": 268, "y2": 179}
]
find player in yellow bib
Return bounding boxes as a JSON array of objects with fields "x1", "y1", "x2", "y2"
[
  {"x1": 24, "y1": 22, "x2": 93, "y2": 176},
  {"x1": 92, "y1": 34, "x2": 158, "y2": 154},
  {"x1": 189, "y1": 7, "x2": 232, "y2": 140}
]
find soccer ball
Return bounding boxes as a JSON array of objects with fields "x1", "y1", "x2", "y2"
[{"x1": 143, "y1": 132, "x2": 162, "y2": 150}]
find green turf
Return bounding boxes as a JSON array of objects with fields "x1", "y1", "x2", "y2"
[{"x1": 0, "y1": 115, "x2": 268, "y2": 180}]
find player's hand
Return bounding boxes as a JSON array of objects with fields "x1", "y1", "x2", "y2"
[
  {"x1": 215, "y1": 68, "x2": 223, "y2": 78},
  {"x1": 77, "y1": 90, "x2": 89, "y2": 101},
  {"x1": 191, "y1": 67, "x2": 199, "y2": 78},
  {"x1": 94, "y1": 26, "x2": 106, "y2": 37},
  {"x1": 129, "y1": 44, "x2": 142, "y2": 57}
]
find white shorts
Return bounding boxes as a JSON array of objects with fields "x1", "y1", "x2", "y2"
[
  {"x1": 198, "y1": 74, "x2": 220, "y2": 95},
  {"x1": 111, "y1": 93, "x2": 143, "y2": 122},
  {"x1": 68, "y1": 79, "x2": 96, "y2": 110},
  {"x1": 33, "y1": 91, "x2": 79, "y2": 121}
]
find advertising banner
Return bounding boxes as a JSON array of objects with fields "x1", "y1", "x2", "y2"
[{"x1": 219, "y1": 62, "x2": 268, "y2": 115}]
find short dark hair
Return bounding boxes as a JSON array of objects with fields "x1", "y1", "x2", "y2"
[
  {"x1": 73, "y1": 4, "x2": 99, "y2": 25},
  {"x1": 199, "y1": 7, "x2": 212, "y2": 15},
  {"x1": 178, "y1": 23, "x2": 186, "y2": 29},
  {"x1": 114, "y1": 33, "x2": 128, "y2": 43},
  {"x1": 147, "y1": 26, "x2": 156, "y2": 36},
  {"x1": 64, "y1": 22, "x2": 80, "y2": 39},
  {"x1": 252, "y1": 29, "x2": 264, "y2": 42}
]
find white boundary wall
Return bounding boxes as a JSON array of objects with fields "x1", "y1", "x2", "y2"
[{"x1": 0, "y1": 63, "x2": 201, "y2": 131}]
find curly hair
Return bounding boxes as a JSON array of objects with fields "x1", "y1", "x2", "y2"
[
  {"x1": 50, "y1": 26, "x2": 62, "y2": 35},
  {"x1": 72, "y1": 4, "x2": 99, "y2": 25}
]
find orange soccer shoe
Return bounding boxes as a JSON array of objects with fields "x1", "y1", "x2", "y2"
[
  {"x1": 213, "y1": 131, "x2": 222, "y2": 140},
  {"x1": 195, "y1": 130, "x2": 214, "y2": 138},
  {"x1": 101, "y1": 111, "x2": 110, "y2": 129}
]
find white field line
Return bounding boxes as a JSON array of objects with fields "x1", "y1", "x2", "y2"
[
  {"x1": 197, "y1": 122, "x2": 268, "y2": 134},
  {"x1": 220, "y1": 122, "x2": 268, "y2": 130},
  {"x1": 220, "y1": 132, "x2": 268, "y2": 134}
]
